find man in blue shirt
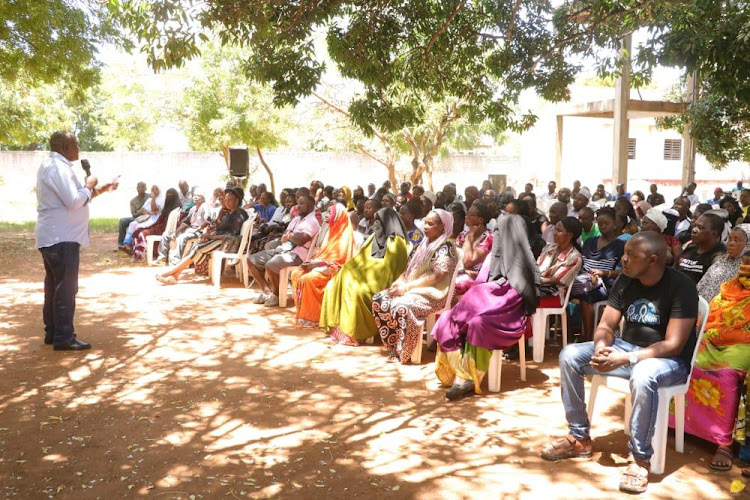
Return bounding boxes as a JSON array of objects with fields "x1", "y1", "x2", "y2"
[{"x1": 36, "y1": 131, "x2": 117, "y2": 350}]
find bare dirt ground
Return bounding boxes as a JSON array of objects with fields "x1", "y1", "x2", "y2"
[{"x1": 0, "y1": 232, "x2": 747, "y2": 499}]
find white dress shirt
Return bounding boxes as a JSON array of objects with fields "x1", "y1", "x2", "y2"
[{"x1": 35, "y1": 152, "x2": 92, "y2": 249}]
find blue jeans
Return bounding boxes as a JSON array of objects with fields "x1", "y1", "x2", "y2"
[
  {"x1": 40, "y1": 242, "x2": 80, "y2": 345},
  {"x1": 559, "y1": 339, "x2": 689, "y2": 463}
]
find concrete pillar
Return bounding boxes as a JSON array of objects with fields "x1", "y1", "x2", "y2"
[
  {"x1": 555, "y1": 115, "x2": 563, "y2": 186},
  {"x1": 611, "y1": 34, "x2": 632, "y2": 191},
  {"x1": 681, "y1": 71, "x2": 698, "y2": 186}
]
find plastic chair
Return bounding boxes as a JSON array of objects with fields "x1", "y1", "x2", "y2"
[
  {"x1": 592, "y1": 299, "x2": 609, "y2": 328},
  {"x1": 209, "y1": 212, "x2": 256, "y2": 288},
  {"x1": 146, "y1": 208, "x2": 181, "y2": 265},
  {"x1": 278, "y1": 221, "x2": 327, "y2": 307},
  {"x1": 411, "y1": 249, "x2": 463, "y2": 364},
  {"x1": 586, "y1": 296, "x2": 709, "y2": 474},
  {"x1": 530, "y1": 282, "x2": 574, "y2": 363},
  {"x1": 486, "y1": 336, "x2": 527, "y2": 392}
]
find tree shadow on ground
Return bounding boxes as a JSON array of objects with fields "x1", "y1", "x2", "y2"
[{"x1": 0, "y1": 233, "x2": 741, "y2": 499}]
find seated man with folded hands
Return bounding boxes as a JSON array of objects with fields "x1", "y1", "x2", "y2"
[{"x1": 541, "y1": 231, "x2": 698, "y2": 494}]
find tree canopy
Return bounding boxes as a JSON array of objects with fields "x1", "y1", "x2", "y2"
[
  {"x1": 1, "y1": 0, "x2": 123, "y2": 93},
  {"x1": 111, "y1": 0, "x2": 750, "y2": 168}
]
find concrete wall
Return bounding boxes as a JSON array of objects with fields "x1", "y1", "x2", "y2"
[{"x1": 0, "y1": 150, "x2": 519, "y2": 222}]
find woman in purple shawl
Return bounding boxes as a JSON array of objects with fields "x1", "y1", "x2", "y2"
[{"x1": 433, "y1": 214, "x2": 540, "y2": 400}]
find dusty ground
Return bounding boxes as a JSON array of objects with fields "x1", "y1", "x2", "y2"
[{"x1": 0, "y1": 232, "x2": 747, "y2": 499}]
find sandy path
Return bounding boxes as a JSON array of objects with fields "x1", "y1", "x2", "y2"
[{"x1": 0, "y1": 232, "x2": 744, "y2": 499}]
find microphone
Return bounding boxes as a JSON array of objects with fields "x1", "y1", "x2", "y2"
[{"x1": 81, "y1": 159, "x2": 91, "y2": 178}]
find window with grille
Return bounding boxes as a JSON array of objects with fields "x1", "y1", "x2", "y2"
[
  {"x1": 627, "y1": 138, "x2": 636, "y2": 160},
  {"x1": 663, "y1": 139, "x2": 682, "y2": 160}
]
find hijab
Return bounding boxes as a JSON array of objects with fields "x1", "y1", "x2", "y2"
[
  {"x1": 371, "y1": 207, "x2": 408, "y2": 258},
  {"x1": 341, "y1": 186, "x2": 356, "y2": 211},
  {"x1": 314, "y1": 203, "x2": 356, "y2": 265},
  {"x1": 488, "y1": 214, "x2": 540, "y2": 315},
  {"x1": 697, "y1": 224, "x2": 750, "y2": 301},
  {"x1": 404, "y1": 209, "x2": 453, "y2": 277}
]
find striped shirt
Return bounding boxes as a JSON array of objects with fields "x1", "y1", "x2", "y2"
[{"x1": 537, "y1": 243, "x2": 583, "y2": 287}]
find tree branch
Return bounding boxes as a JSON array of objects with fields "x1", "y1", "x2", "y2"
[
  {"x1": 423, "y1": 0, "x2": 466, "y2": 56},
  {"x1": 256, "y1": 146, "x2": 276, "y2": 196},
  {"x1": 356, "y1": 144, "x2": 388, "y2": 167},
  {"x1": 312, "y1": 90, "x2": 389, "y2": 143},
  {"x1": 506, "y1": 0, "x2": 522, "y2": 41}
]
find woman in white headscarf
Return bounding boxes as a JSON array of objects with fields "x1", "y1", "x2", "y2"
[{"x1": 372, "y1": 209, "x2": 458, "y2": 364}]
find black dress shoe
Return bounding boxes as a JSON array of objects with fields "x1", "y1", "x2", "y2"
[{"x1": 53, "y1": 338, "x2": 91, "y2": 351}]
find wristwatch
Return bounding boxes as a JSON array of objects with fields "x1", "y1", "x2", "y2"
[{"x1": 629, "y1": 352, "x2": 639, "y2": 365}]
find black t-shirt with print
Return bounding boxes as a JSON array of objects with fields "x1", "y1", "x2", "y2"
[
  {"x1": 607, "y1": 267, "x2": 698, "y2": 364},
  {"x1": 674, "y1": 242, "x2": 725, "y2": 284}
]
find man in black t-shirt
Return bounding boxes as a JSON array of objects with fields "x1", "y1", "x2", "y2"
[
  {"x1": 674, "y1": 213, "x2": 725, "y2": 284},
  {"x1": 541, "y1": 232, "x2": 698, "y2": 494}
]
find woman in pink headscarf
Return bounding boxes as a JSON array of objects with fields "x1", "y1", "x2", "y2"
[{"x1": 372, "y1": 209, "x2": 458, "y2": 364}]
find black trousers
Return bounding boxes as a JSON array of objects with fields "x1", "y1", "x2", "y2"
[
  {"x1": 118, "y1": 216, "x2": 134, "y2": 245},
  {"x1": 40, "y1": 242, "x2": 80, "y2": 345}
]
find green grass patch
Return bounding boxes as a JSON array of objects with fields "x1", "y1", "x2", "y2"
[{"x1": 0, "y1": 217, "x2": 120, "y2": 233}]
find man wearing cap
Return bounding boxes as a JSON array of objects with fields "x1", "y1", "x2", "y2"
[
  {"x1": 710, "y1": 188, "x2": 724, "y2": 205},
  {"x1": 569, "y1": 187, "x2": 592, "y2": 217}
]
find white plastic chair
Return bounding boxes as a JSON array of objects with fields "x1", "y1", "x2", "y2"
[
  {"x1": 530, "y1": 282, "x2": 574, "y2": 363},
  {"x1": 586, "y1": 296, "x2": 709, "y2": 474},
  {"x1": 592, "y1": 299, "x2": 609, "y2": 328},
  {"x1": 146, "y1": 208, "x2": 181, "y2": 265},
  {"x1": 208, "y1": 212, "x2": 256, "y2": 288},
  {"x1": 486, "y1": 336, "x2": 527, "y2": 392},
  {"x1": 411, "y1": 249, "x2": 463, "y2": 364},
  {"x1": 278, "y1": 222, "x2": 327, "y2": 307}
]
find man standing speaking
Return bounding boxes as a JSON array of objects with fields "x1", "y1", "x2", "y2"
[{"x1": 36, "y1": 131, "x2": 117, "y2": 351}]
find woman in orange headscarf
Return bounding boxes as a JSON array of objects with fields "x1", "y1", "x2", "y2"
[{"x1": 291, "y1": 203, "x2": 357, "y2": 327}]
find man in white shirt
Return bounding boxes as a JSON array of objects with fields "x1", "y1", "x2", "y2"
[
  {"x1": 538, "y1": 180, "x2": 558, "y2": 204},
  {"x1": 683, "y1": 183, "x2": 700, "y2": 206},
  {"x1": 36, "y1": 132, "x2": 117, "y2": 350},
  {"x1": 177, "y1": 180, "x2": 192, "y2": 210}
]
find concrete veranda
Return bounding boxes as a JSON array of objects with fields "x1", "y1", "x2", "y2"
[{"x1": 0, "y1": 232, "x2": 743, "y2": 499}]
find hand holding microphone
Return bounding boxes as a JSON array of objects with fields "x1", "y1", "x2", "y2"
[{"x1": 80, "y1": 158, "x2": 118, "y2": 197}]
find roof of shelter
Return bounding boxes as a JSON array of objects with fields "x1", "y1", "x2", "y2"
[{"x1": 557, "y1": 99, "x2": 687, "y2": 119}]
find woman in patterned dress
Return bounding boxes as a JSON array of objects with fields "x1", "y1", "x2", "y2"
[{"x1": 371, "y1": 209, "x2": 457, "y2": 364}]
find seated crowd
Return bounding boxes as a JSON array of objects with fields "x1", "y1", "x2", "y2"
[{"x1": 116, "y1": 176, "x2": 750, "y2": 493}]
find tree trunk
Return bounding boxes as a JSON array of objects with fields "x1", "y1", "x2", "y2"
[
  {"x1": 221, "y1": 145, "x2": 230, "y2": 169},
  {"x1": 255, "y1": 146, "x2": 275, "y2": 196},
  {"x1": 423, "y1": 157, "x2": 434, "y2": 191}
]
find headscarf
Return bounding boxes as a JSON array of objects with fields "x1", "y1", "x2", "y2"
[
  {"x1": 697, "y1": 224, "x2": 750, "y2": 301},
  {"x1": 382, "y1": 193, "x2": 397, "y2": 206},
  {"x1": 314, "y1": 203, "x2": 356, "y2": 266},
  {"x1": 488, "y1": 214, "x2": 541, "y2": 315},
  {"x1": 340, "y1": 186, "x2": 356, "y2": 211},
  {"x1": 644, "y1": 208, "x2": 668, "y2": 232},
  {"x1": 371, "y1": 207, "x2": 408, "y2": 258},
  {"x1": 404, "y1": 209, "x2": 453, "y2": 277}
]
